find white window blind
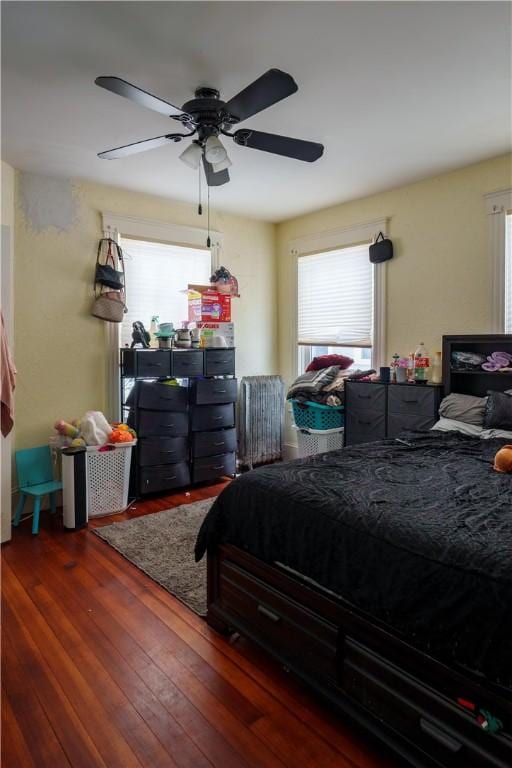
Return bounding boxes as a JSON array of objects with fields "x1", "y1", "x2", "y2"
[
  {"x1": 505, "y1": 213, "x2": 512, "y2": 333},
  {"x1": 120, "y1": 237, "x2": 211, "y2": 347},
  {"x1": 297, "y1": 243, "x2": 373, "y2": 347}
]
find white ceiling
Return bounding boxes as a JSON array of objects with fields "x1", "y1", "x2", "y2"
[{"x1": 2, "y1": 1, "x2": 511, "y2": 222}]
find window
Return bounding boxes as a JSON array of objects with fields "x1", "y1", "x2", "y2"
[
  {"x1": 506, "y1": 212, "x2": 512, "y2": 333},
  {"x1": 297, "y1": 243, "x2": 374, "y2": 372},
  {"x1": 119, "y1": 237, "x2": 211, "y2": 347},
  {"x1": 486, "y1": 188, "x2": 512, "y2": 333}
]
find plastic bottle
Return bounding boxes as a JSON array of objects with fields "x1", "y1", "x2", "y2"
[
  {"x1": 392, "y1": 353, "x2": 400, "y2": 383},
  {"x1": 431, "y1": 351, "x2": 442, "y2": 384},
  {"x1": 407, "y1": 352, "x2": 415, "y2": 382},
  {"x1": 149, "y1": 315, "x2": 160, "y2": 349},
  {"x1": 414, "y1": 342, "x2": 430, "y2": 382}
]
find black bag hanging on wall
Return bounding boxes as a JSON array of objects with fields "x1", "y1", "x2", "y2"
[
  {"x1": 369, "y1": 232, "x2": 393, "y2": 264},
  {"x1": 95, "y1": 238, "x2": 125, "y2": 289}
]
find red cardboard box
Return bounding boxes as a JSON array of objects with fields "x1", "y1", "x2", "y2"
[{"x1": 188, "y1": 285, "x2": 231, "y2": 323}]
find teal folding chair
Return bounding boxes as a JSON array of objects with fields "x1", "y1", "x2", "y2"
[{"x1": 13, "y1": 446, "x2": 63, "y2": 535}]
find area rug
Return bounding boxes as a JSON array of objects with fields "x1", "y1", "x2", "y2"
[{"x1": 92, "y1": 498, "x2": 216, "y2": 616}]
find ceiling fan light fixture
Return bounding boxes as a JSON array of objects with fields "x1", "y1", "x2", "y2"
[
  {"x1": 212, "y1": 155, "x2": 232, "y2": 172},
  {"x1": 204, "y1": 135, "x2": 227, "y2": 164},
  {"x1": 179, "y1": 142, "x2": 202, "y2": 169}
]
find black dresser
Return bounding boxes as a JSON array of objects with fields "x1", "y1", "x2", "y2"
[
  {"x1": 121, "y1": 348, "x2": 237, "y2": 496},
  {"x1": 344, "y1": 381, "x2": 442, "y2": 446}
]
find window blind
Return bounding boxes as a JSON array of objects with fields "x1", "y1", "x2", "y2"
[
  {"x1": 120, "y1": 237, "x2": 211, "y2": 347},
  {"x1": 505, "y1": 213, "x2": 512, "y2": 333},
  {"x1": 297, "y1": 243, "x2": 373, "y2": 347}
]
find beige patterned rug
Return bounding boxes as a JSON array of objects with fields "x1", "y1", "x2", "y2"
[{"x1": 93, "y1": 498, "x2": 216, "y2": 616}]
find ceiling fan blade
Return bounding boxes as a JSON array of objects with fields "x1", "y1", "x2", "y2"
[
  {"x1": 95, "y1": 76, "x2": 189, "y2": 119},
  {"x1": 224, "y1": 69, "x2": 297, "y2": 123},
  {"x1": 202, "y1": 156, "x2": 230, "y2": 186},
  {"x1": 233, "y1": 129, "x2": 323, "y2": 162},
  {"x1": 98, "y1": 134, "x2": 178, "y2": 159}
]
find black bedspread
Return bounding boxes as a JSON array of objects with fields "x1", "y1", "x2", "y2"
[{"x1": 195, "y1": 431, "x2": 512, "y2": 686}]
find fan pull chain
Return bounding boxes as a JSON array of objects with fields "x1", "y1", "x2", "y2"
[
  {"x1": 198, "y1": 164, "x2": 202, "y2": 216},
  {"x1": 207, "y1": 185, "x2": 211, "y2": 248}
]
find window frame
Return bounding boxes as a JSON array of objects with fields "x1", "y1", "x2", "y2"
[
  {"x1": 101, "y1": 212, "x2": 222, "y2": 421},
  {"x1": 289, "y1": 218, "x2": 388, "y2": 378},
  {"x1": 485, "y1": 188, "x2": 512, "y2": 333}
]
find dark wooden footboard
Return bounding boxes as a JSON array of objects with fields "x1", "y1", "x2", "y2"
[{"x1": 207, "y1": 544, "x2": 512, "y2": 768}]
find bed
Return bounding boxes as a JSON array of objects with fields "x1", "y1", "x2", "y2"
[{"x1": 195, "y1": 335, "x2": 512, "y2": 768}]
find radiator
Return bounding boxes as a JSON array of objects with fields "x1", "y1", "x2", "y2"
[{"x1": 238, "y1": 376, "x2": 285, "y2": 469}]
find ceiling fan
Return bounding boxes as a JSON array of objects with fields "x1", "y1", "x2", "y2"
[{"x1": 95, "y1": 69, "x2": 324, "y2": 186}]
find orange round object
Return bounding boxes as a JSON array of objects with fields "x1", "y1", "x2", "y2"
[
  {"x1": 494, "y1": 445, "x2": 512, "y2": 473},
  {"x1": 109, "y1": 429, "x2": 133, "y2": 444}
]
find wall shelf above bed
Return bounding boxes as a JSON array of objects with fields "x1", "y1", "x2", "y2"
[{"x1": 443, "y1": 334, "x2": 512, "y2": 396}]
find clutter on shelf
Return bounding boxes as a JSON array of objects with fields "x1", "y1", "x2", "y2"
[
  {"x1": 188, "y1": 283, "x2": 232, "y2": 323},
  {"x1": 451, "y1": 349, "x2": 512, "y2": 372},
  {"x1": 210, "y1": 266, "x2": 239, "y2": 296}
]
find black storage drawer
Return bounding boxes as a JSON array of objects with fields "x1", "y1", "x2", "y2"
[
  {"x1": 388, "y1": 385, "x2": 438, "y2": 418},
  {"x1": 137, "y1": 381, "x2": 189, "y2": 412},
  {"x1": 138, "y1": 436, "x2": 189, "y2": 466},
  {"x1": 191, "y1": 403, "x2": 235, "y2": 432},
  {"x1": 193, "y1": 428, "x2": 237, "y2": 458},
  {"x1": 172, "y1": 350, "x2": 204, "y2": 378},
  {"x1": 140, "y1": 462, "x2": 190, "y2": 494},
  {"x1": 192, "y1": 378, "x2": 238, "y2": 405},
  {"x1": 387, "y1": 412, "x2": 437, "y2": 439},
  {"x1": 204, "y1": 349, "x2": 235, "y2": 376},
  {"x1": 192, "y1": 452, "x2": 236, "y2": 483},
  {"x1": 347, "y1": 382, "x2": 386, "y2": 412},
  {"x1": 219, "y1": 559, "x2": 337, "y2": 682},
  {"x1": 345, "y1": 409, "x2": 386, "y2": 445},
  {"x1": 137, "y1": 410, "x2": 189, "y2": 438},
  {"x1": 123, "y1": 350, "x2": 171, "y2": 378}
]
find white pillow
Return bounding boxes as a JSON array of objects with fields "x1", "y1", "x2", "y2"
[
  {"x1": 431, "y1": 418, "x2": 512, "y2": 440},
  {"x1": 481, "y1": 427, "x2": 512, "y2": 440},
  {"x1": 431, "y1": 418, "x2": 483, "y2": 437}
]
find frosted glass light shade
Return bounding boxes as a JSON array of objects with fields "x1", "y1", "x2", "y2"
[
  {"x1": 179, "y1": 143, "x2": 202, "y2": 169},
  {"x1": 204, "y1": 135, "x2": 227, "y2": 163}
]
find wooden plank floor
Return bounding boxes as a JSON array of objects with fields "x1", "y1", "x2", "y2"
[{"x1": 2, "y1": 483, "x2": 394, "y2": 768}]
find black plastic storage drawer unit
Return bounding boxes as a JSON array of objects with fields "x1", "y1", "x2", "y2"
[{"x1": 120, "y1": 348, "x2": 237, "y2": 495}]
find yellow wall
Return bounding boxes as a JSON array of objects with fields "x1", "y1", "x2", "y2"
[
  {"x1": 277, "y1": 153, "x2": 512, "y2": 402},
  {"x1": 13, "y1": 153, "x2": 512, "y2": 454},
  {"x1": 14, "y1": 174, "x2": 276, "y2": 449},
  {"x1": 1, "y1": 161, "x2": 15, "y2": 540}
]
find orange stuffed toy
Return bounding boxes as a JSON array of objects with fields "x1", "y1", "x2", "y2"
[{"x1": 494, "y1": 445, "x2": 512, "y2": 473}]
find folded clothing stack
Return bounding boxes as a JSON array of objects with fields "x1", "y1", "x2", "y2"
[{"x1": 288, "y1": 354, "x2": 359, "y2": 406}]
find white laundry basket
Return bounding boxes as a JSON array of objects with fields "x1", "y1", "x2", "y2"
[
  {"x1": 86, "y1": 442, "x2": 134, "y2": 518},
  {"x1": 294, "y1": 427, "x2": 344, "y2": 458}
]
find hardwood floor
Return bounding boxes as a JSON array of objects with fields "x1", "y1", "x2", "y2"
[{"x1": 2, "y1": 483, "x2": 393, "y2": 768}]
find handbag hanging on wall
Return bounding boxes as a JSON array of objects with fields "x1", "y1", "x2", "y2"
[
  {"x1": 369, "y1": 232, "x2": 393, "y2": 264},
  {"x1": 91, "y1": 237, "x2": 127, "y2": 322},
  {"x1": 94, "y1": 238, "x2": 125, "y2": 289}
]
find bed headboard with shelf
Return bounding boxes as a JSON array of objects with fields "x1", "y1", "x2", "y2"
[{"x1": 442, "y1": 334, "x2": 512, "y2": 397}]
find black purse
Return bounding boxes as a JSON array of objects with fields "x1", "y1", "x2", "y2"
[
  {"x1": 369, "y1": 232, "x2": 393, "y2": 264},
  {"x1": 95, "y1": 238, "x2": 125, "y2": 290}
]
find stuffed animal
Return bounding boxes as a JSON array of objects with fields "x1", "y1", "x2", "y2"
[
  {"x1": 494, "y1": 445, "x2": 512, "y2": 473},
  {"x1": 54, "y1": 420, "x2": 80, "y2": 439}
]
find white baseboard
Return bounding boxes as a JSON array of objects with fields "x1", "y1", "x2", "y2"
[{"x1": 283, "y1": 442, "x2": 299, "y2": 461}]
